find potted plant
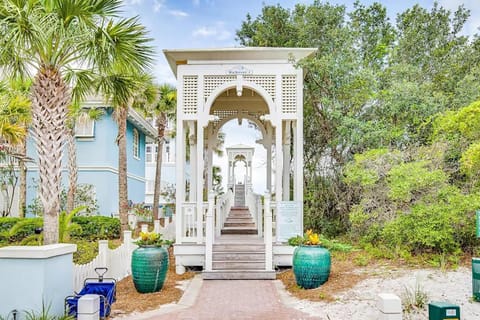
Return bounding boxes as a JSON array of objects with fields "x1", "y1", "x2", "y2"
[
  {"x1": 131, "y1": 231, "x2": 172, "y2": 293},
  {"x1": 288, "y1": 229, "x2": 331, "y2": 289}
]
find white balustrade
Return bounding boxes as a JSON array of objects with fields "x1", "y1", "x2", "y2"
[
  {"x1": 264, "y1": 192, "x2": 273, "y2": 271},
  {"x1": 205, "y1": 192, "x2": 215, "y2": 271}
]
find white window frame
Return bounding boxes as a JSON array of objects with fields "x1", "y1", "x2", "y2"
[
  {"x1": 133, "y1": 128, "x2": 140, "y2": 160},
  {"x1": 75, "y1": 115, "x2": 95, "y2": 138}
]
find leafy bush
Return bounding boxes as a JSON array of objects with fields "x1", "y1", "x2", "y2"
[
  {"x1": 0, "y1": 217, "x2": 42, "y2": 242},
  {"x1": 73, "y1": 240, "x2": 99, "y2": 265},
  {"x1": 71, "y1": 216, "x2": 120, "y2": 240},
  {"x1": 0, "y1": 217, "x2": 21, "y2": 240}
]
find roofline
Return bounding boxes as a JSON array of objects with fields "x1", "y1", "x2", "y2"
[
  {"x1": 163, "y1": 47, "x2": 317, "y2": 77},
  {"x1": 82, "y1": 96, "x2": 157, "y2": 139}
]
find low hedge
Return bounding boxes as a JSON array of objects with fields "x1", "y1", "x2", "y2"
[
  {"x1": 71, "y1": 216, "x2": 120, "y2": 240},
  {"x1": 0, "y1": 216, "x2": 120, "y2": 243}
]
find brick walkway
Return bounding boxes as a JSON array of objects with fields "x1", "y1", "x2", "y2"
[{"x1": 150, "y1": 280, "x2": 319, "y2": 320}]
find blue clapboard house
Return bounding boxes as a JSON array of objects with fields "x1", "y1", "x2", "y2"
[{"x1": 23, "y1": 96, "x2": 156, "y2": 216}]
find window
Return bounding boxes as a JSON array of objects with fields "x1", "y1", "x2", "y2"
[
  {"x1": 165, "y1": 141, "x2": 170, "y2": 163},
  {"x1": 146, "y1": 145, "x2": 153, "y2": 163},
  {"x1": 133, "y1": 129, "x2": 140, "y2": 159},
  {"x1": 75, "y1": 114, "x2": 94, "y2": 137}
]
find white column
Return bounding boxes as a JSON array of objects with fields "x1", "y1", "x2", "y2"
[
  {"x1": 196, "y1": 119, "x2": 204, "y2": 244},
  {"x1": 176, "y1": 121, "x2": 185, "y2": 244},
  {"x1": 283, "y1": 120, "x2": 291, "y2": 201},
  {"x1": 205, "y1": 191, "x2": 215, "y2": 271},
  {"x1": 264, "y1": 192, "x2": 273, "y2": 271},
  {"x1": 188, "y1": 121, "x2": 197, "y2": 202},
  {"x1": 275, "y1": 121, "x2": 283, "y2": 201}
]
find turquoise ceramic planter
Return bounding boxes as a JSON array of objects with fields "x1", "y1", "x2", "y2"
[
  {"x1": 131, "y1": 246, "x2": 169, "y2": 293},
  {"x1": 293, "y1": 245, "x2": 331, "y2": 289}
]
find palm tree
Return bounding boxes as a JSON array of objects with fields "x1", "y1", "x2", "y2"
[
  {"x1": 0, "y1": 0, "x2": 153, "y2": 244},
  {"x1": 150, "y1": 84, "x2": 176, "y2": 220},
  {"x1": 97, "y1": 72, "x2": 156, "y2": 234}
]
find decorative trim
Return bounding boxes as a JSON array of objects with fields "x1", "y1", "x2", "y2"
[{"x1": 0, "y1": 244, "x2": 77, "y2": 259}]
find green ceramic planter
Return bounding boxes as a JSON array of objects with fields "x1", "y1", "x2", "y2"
[
  {"x1": 293, "y1": 245, "x2": 331, "y2": 289},
  {"x1": 131, "y1": 245, "x2": 169, "y2": 293}
]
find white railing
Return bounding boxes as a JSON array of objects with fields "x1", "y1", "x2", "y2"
[
  {"x1": 205, "y1": 192, "x2": 215, "y2": 271},
  {"x1": 246, "y1": 190, "x2": 263, "y2": 237},
  {"x1": 178, "y1": 202, "x2": 207, "y2": 243},
  {"x1": 73, "y1": 230, "x2": 136, "y2": 292},
  {"x1": 264, "y1": 193, "x2": 274, "y2": 271},
  {"x1": 215, "y1": 189, "x2": 233, "y2": 237}
]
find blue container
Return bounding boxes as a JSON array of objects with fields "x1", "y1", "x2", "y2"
[{"x1": 292, "y1": 245, "x2": 331, "y2": 289}]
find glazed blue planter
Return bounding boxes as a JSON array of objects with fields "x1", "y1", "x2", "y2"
[
  {"x1": 131, "y1": 246, "x2": 169, "y2": 293},
  {"x1": 292, "y1": 245, "x2": 331, "y2": 289}
]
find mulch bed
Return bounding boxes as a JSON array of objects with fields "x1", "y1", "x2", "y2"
[{"x1": 110, "y1": 247, "x2": 195, "y2": 316}]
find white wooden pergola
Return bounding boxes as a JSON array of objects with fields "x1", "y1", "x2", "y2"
[{"x1": 163, "y1": 47, "x2": 316, "y2": 276}]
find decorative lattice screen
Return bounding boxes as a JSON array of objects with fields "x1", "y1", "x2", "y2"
[
  {"x1": 183, "y1": 76, "x2": 198, "y2": 114},
  {"x1": 281, "y1": 75, "x2": 297, "y2": 113},
  {"x1": 244, "y1": 75, "x2": 276, "y2": 98},
  {"x1": 204, "y1": 75, "x2": 236, "y2": 100}
]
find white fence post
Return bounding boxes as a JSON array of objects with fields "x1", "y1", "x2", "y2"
[
  {"x1": 141, "y1": 224, "x2": 148, "y2": 233},
  {"x1": 205, "y1": 191, "x2": 215, "y2": 271},
  {"x1": 98, "y1": 240, "x2": 108, "y2": 268},
  {"x1": 264, "y1": 192, "x2": 273, "y2": 271},
  {"x1": 154, "y1": 220, "x2": 161, "y2": 233}
]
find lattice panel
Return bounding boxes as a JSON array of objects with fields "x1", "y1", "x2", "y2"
[
  {"x1": 183, "y1": 76, "x2": 198, "y2": 114},
  {"x1": 244, "y1": 75, "x2": 276, "y2": 97},
  {"x1": 282, "y1": 75, "x2": 297, "y2": 113},
  {"x1": 204, "y1": 75, "x2": 236, "y2": 99}
]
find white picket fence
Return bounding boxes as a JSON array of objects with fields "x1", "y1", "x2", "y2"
[
  {"x1": 72, "y1": 230, "x2": 136, "y2": 292},
  {"x1": 72, "y1": 216, "x2": 175, "y2": 293}
]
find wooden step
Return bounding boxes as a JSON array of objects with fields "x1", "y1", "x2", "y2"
[
  {"x1": 224, "y1": 222, "x2": 255, "y2": 227},
  {"x1": 213, "y1": 243, "x2": 264, "y2": 252},
  {"x1": 213, "y1": 252, "x2": 265, "y2": 261},
  {"x1": 213, "y1": 261, "x2": 265, "y2": 270},
  {"x1": 203, "y1": 270, "x2": 276, "y2": 280},
  {"x1": 221, "y1": 227, "x2": 258, "y2": 235}
]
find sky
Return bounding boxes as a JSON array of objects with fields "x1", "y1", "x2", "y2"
[{"x1": 121, "y1": 0, "x2": 480, "y2": 193}]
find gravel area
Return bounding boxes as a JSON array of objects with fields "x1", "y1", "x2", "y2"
[{"x1": 279, "y1": 267, "x2": 480, "y2": 319}]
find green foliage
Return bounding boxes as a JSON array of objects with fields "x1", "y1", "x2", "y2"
[
  {"x1": 402, "y1": 282, "x2": 429, "y2": 313},
  {"x1": 59, "y1": 206, "x2": 84, "y2": 243},
  {"x1": 73, "y1": 240, "x2": 99, "y2": 265},
  {"x1": 27, "y1": 183, "x2": 99, "y2": 216},
  {"x1": 387, "y1": 161, "x2": 447, "y2": 202},
  {"x1": 0, "y1": 217, "x2": 42, "y2": 242},
  {"x1": 71, "y1": 216, "x2": 120, "y2": 240}
]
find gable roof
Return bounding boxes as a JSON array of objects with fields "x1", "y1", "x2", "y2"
[
  {"x1": 82, "y1": 95, "x2": 157, "y2": 139},
  {"x1": 163, "y1": 47, "x2": 317, "y2": 77}
]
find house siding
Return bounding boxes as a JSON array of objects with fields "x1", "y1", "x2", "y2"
[{"x1": 23, "y1": 107, "x2": 150, "y2": 217}]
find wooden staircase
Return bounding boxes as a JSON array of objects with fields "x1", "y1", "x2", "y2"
[
  {"x1": 221, "y1": 207, "x2": 258, "y2": 235},
  {"x1": 203, "y1": 237, "x2": 275, "y2": 280},
  {"x1": 203, "y1": 202, "x2": 275, "y2": 279}
]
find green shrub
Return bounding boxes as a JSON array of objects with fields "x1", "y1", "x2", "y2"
[
  {"x1": 71, "y1": 216, "x2": 120, "y2": 240},
  {"x1": 73, "y1": 240, "x2": 99, "y2": 264},
  {"x1": 1, "y1": 218, "x2": 43, "y2": 242},
  {"x1": 0, "y1": 217, "x2": 21, "y2": 240}
]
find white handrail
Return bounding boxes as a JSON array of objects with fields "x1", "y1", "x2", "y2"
[
  {"x1": 205, "y1": 192, "x2": 215, "y2": 271},
  {"x1": 264, "y1": 192, "x2": 273, "y2": 271}
]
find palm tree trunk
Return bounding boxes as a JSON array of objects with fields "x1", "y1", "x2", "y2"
[
  {"x1": 66, "y1": 128, "x2": 77, "y2": 213},
  {"x1": 152, "y1": 112, "x2": 166, "y2": 220},
  {"x1": 116, "y1": 107, "x2": 129, "y2": 236},
  {"x1": 31, "y1": 66, "x2": 70, "y2": 244},
  {"x1": 17, "y1": 139, "x2": 27, "y2": 218}
]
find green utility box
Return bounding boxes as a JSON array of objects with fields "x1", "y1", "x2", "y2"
[
  {"x1": 428, "y1": 302, "x2": 460, "y2": 320},
  {"x1": 473, "y1": 258, "x2": 480, "y2": 301}
]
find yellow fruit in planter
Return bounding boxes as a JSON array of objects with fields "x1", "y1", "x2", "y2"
[
  {"x1": 140, "y1": 232, "x2": 149, "y2": 241},
  {"x1": 306, "y1": 229, "x2": 313, "y2": 237},
  {"x1": 149, "y1": 233, "x2": 158, "y2": 241}
]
